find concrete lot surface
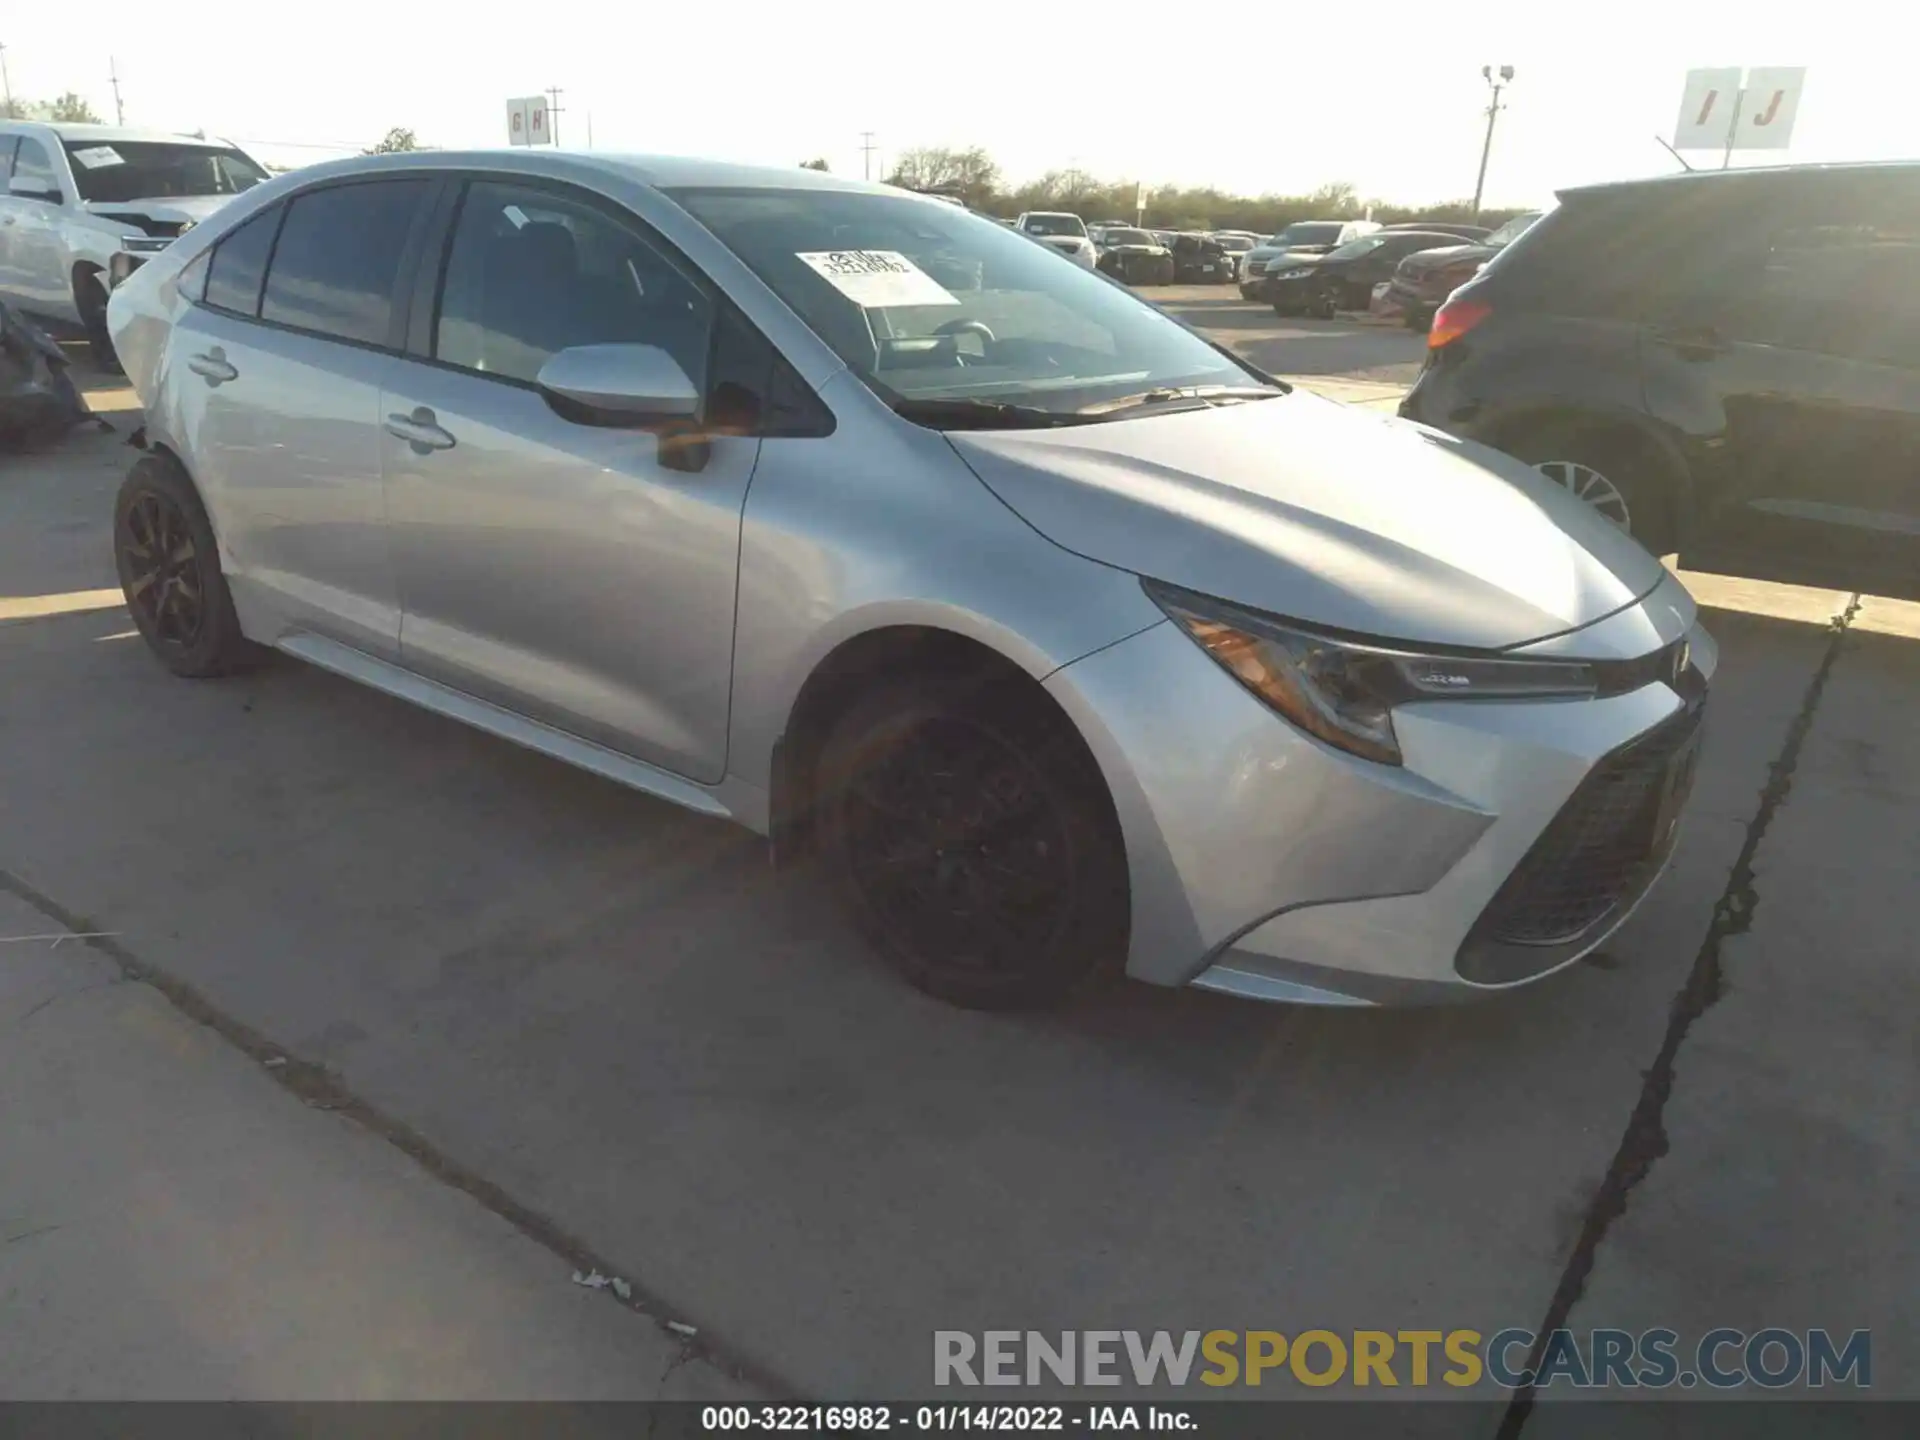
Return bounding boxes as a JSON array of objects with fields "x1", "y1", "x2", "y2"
[{"x1": 1, "y1": 307, "x2": 1912, "y2": 1415}]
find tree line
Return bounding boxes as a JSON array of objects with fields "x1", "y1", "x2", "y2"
[
  {"x1": 1, "y1": 93, "x2": 103, "y2": 122},
  {"x1": 854, "y1": 145, "x2": 1531, "y2": 232}
]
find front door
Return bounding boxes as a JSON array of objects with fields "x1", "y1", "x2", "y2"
[
  {"x1": 381, "y1": 177, "x2": 759, "y2": 784},
  {"x1": 6, "y1": 136, "x2": 72, "y2": 316}
]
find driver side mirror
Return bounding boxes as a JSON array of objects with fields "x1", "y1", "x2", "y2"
[
  {"x1": 534, "y1": 343, "x2": 709, "y2": 472},
  {"x1": 8, "y1": 178, "x2": 63, "y2": 204}
]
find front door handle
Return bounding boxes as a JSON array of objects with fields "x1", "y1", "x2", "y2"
[
  {"x1": 187, "y1": 348, "x2": 238, "y2": 385},
  {"x1": 384, "y1": 407, "x2": 457, "y2": 454}
]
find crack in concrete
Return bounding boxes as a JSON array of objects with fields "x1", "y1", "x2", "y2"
[
  {"x1": 0, "y1": 865, "x2": 797, "y2": 1404},
  {"x1": 1497, "y1": 591, "x2": 1863, "y2": 1438}
]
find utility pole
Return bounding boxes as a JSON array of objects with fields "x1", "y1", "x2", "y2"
[
  {"x1": 0, "y1": 44, "x2": 13, "y2": 117},
  {"x1": 545, "y1": 85, "x2": 565, "y2": 146},
  {"x1": 110, "y1": 56, "x2": 125, "y2": 125},
  {"x1": 1720, "y1": 86, "x2": 1744, "y2": 170},
  {"x1": 859, "y1": 131, "x2": 877, "y2": 180},
  {"x1": 1471, "y1": 65, "x2": 1514, "y2": 217},
  {"x1": 585, "y1": 111, "x2": 593, "y2": 148}
]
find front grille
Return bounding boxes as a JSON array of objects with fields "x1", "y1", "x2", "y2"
[{"x1": 1459, "y1": 702, "x2": 1705, "y2": 978}]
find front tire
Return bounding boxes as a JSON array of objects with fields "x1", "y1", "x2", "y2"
[
  {"x1": 814, "y1": 673, "x2": 1129, "y2": 1010},
  {"x1": 113, "y1": 453, "x2": 259, "y2": 677}
]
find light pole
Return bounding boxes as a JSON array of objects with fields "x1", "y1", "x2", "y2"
[{"x1": 1472, "y1": 64, "x2": 1514, "y2": 218}]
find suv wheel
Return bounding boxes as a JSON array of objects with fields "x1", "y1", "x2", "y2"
[
  {"x1": 113, "y1": 454, "x2": 260, "y2": 677},
  {"x1": 1504, "y1": 425, "x2": 1678, "y2": 555},
  {"x1": 76, "y1": 268, "x2": 123, "y2": 373},
  {"x1": 814, "y1": 673, "x2": 1128, "y2": 1010}
]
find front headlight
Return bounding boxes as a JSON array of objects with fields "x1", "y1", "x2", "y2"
[{"x1": 1146, "y1": 582, "x2": 1599, "y2": 766}]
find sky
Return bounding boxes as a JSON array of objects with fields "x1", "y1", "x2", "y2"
[{"x1": 4, "y1": 2, "x2": 1913, "y2": 207}]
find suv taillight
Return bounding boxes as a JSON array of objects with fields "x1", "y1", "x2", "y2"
[{"x1": 1428, "y1": 295, "x2": 1491, "y2": 349}]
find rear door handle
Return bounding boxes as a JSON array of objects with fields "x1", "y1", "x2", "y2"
[
  {"x1": 187, "y1": 348, "x2": 238, "y2": 385},
  {"x1": 384, "y1": 407, "x2": 457, "y2": 453}
]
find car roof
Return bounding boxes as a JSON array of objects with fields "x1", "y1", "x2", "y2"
[
  {"x1": 230, "y1": 148, "x2": 915, "y2": 197},
  {"x1": 1559, "y1": 158, "x2": 1920, "y2": 202},
  {"x1": 1, "y1": 120, "x2": 235, "y2": 145}
]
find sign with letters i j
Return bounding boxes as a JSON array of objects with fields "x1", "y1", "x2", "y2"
[{"x1": 1674, "y1": 67, "x2": 1807, "y2": 152}]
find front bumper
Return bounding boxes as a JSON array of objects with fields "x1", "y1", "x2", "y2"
[{"x1": 1043, "y1": 571, "x2": 1716, "y2": 1004}]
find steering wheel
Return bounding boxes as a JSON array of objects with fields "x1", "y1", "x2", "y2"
[{"x1": 932, "y1": 318, "x2": 996, "y2": 343}]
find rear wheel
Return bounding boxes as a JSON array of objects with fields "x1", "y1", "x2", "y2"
[
  {"x1": 113, "y1": 453, "x2": 259, "y2": 677},
  {"x1": 814, "y1": 673, "x2": 1128, "y2": 1010},
  {"x1": 1502, "y1": 422, "x2": 1678, "y2": 555}
]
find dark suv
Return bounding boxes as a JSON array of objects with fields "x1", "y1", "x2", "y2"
[{"x1": 1400, "y1": 163, "x2": 1920, "y2": 598}]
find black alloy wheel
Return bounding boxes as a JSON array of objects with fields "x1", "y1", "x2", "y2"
[
  {"x1": 113, "y1": 453, "x2": 258, "y2": 677},
  {"x1": 120, "y1": 488, "x2": 206, "y2": 654},
  {"x1": 816, "y1": 676, "x2": 1128, "y2": 1009}
]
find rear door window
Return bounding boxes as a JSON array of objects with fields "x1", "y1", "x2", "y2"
[
  {"x1": 260, "y1": 179, "x2": 430, "y2": 346},
  {"x1": 203, "y1": 207, "x2": 282, "y2": 316},
  {"x1": 1739, "y1": 175, "x2": 1920, "y2": 368},
  {"x1": 12, "y1": 137, "x2": 58, "y2": 197}
]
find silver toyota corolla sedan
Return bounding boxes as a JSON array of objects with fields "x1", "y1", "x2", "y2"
[{"x1": 105, "y1": 152, "x2": 1715, "y2": 1010}]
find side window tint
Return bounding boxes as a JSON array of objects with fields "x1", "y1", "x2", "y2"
[
  {"x1": 203, "y1": 208, "x2": 280, "y2": 315},
  {"x1": 12, "y1": 138, "x2": 57, "y2": 195},
  {"x1": 1742, "y1": 181, "x2": 1920, "y2": 369},
  {"x1": 175, "y1": 249, "x2": 211, "y2": 305},
  {"x1": 0, "y1": 139, "x2": 15, "y2": 185},
  {"x1": 435, "y1": 180, "x2": 714, "y2": 389},
  {"x1": 261, "y1": 180, "x2": 428, "y2": 346}
]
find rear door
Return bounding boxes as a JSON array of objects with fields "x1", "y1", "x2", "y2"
[
  {"x1": 379, "y1": 175, "x2": 762, "y2": 783},
  {"x1": 169, "y1": 177, "x2": 438, "y2": 657},
  {"x1": 1645, "y1": 171, "x2": 1920, "y2": 593}
]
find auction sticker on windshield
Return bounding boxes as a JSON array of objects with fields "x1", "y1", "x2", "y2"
[
  {"x1": 796, "y1": 251, "x2": 958, "y2": 308},
  {"x1": 71, "y1": 146, "x2": 125, "y2": 169}
]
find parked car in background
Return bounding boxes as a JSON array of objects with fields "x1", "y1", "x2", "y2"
[
  {"x1": 1264, "y1": 229, "x2": 1466, "y2": 316},
  {"x1": 1094, "y1": 227, "x2": 1175, "y2": 285},
  {"x1": 0, "y1": 121, "x2": 268, "y2": 366},
  {"x1": 1014, "y1": 211, "x2": 1098, "y2": 269},
  {"x1": 1213, "y1": 232, "x2": 1257, "y2": 280},
  {"x1": 1237, "y1": 219, "x2": 1381, "y2": 298},
  {"x1": 1169, "y1": 232, "x2": 1231, "y2": 283},
  {"x1": 1385, "y1": 211, "x2": 1542, "y2": 330},
  {"x1": 1401, "y1": 162, "x2": 1920, "y2": 599},
  {"x1": 106, "y1": 149, "x2": 1717, "y2": 1011}
]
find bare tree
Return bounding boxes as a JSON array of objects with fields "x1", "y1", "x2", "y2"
[
  {"x1": 884, "y1": 146, "x2": 1000, "y2": 209},
  {"x1": 48, "y1": 91, "x2": 103, "y2": 123},
  {"x1": 364, "y1": 127, "x2": 422, "y2": 154}
]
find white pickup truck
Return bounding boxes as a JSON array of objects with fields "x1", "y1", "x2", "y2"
[{"x1": 0, "y1": 121, "x2": 268, "y2": 367}]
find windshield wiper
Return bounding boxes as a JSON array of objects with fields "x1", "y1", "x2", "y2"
[
  {"x1": 888, "y1": 397, "x2": 1105, "y2": 431},
  {"x1": 1076, "y1": 385, "x2": 1287, "y2": 417}
]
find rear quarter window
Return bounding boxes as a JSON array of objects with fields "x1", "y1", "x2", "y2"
[{"x1": 203, "y1": 207, "x2": 283, "y2": 316}]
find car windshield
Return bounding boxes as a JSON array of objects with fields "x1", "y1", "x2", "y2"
[
  {"x1": 1485, "y1": 212, "x2": 1542, "y2": 247},
  {"x1": 1106, "y1": 229, "x2": 1154, "y2": 246},
  {"x1": 1272, "y1": 222, "x2": 1344, "y2": 248},
  {"x1": 671, "y1": 187, "x2": 1264, "y2": 415},
  {"x1": 62, "y1": 140, "x2": 267, "y2": 203},
  {"x1": 1022, "y1": 214, "x2": 1086, "y2": 237},
  {"x1": 1324, "y1": 235, "x2": 1388, "y2": 261}
]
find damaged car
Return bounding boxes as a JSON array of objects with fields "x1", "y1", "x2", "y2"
[{"x1": 0, "y1": 121, "x2": 268, "y2": 368}]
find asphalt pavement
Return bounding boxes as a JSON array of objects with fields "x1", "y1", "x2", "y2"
[{"x1": 1, "y1": 308, "x2": 1912, "y2": 1413}]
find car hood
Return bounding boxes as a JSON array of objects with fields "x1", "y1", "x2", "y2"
[
  {"x1": 1248, "y1": 244, "x2": 1331, "y2": 264},
  {"x1": 83, "y1": 194, "x2": 237, "y2": 226},
  {"x1": 946, "y1": 392, "x2": 1668, "y2": 650}
]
